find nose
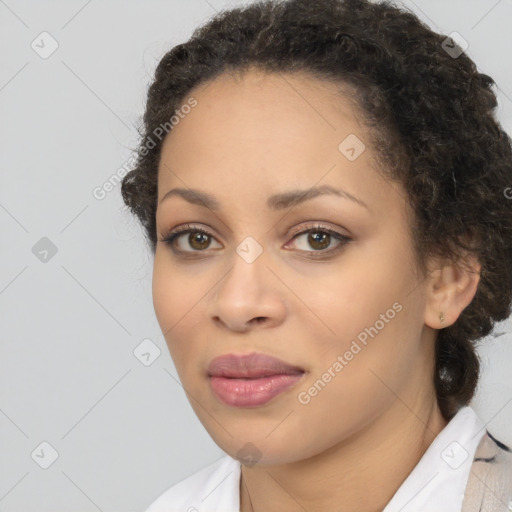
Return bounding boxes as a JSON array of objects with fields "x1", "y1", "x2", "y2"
[{"x1": 207, "y1": 249, "x2": 287, "y2": 332}]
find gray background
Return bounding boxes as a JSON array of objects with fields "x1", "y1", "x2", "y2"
[{"x1": 1, "y1": 0, "x2": 511, "y2": 510}]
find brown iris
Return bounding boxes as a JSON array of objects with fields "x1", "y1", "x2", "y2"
[
  {"x1": 307, "y1": 231, "x2": 330, "y2": 250},
  {"x1": 188, "y1": 232, "x2": 211, "y2": 250}
]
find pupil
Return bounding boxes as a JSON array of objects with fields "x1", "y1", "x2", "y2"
[
  {"x1": 309, "y1": 232, "x2": 329, "y2": 250},
  {"x1": 190, "y1": 232, "x2": 210, "y2": 250},
  {"x1": 186, "y1": 231, "x2": 331, "y2": 251}
]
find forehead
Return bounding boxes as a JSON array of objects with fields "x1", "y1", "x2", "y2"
[
  {"x1": 156, "y1": 68, "x2": 403, "y2": 215},
  {"x1": 163, "y1": 68, "x2": 362, "y2": 147}
]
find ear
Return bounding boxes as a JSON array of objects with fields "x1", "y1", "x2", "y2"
[{"x1": 424, "y1": 252, "x2": 481, "y2": 329}]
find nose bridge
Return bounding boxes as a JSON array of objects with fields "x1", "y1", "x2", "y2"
[
  {"x1": 217, "y1": 236, "x2": 267, "y2": 302},
  {"x1": 209, "y1": 236, "x2": 286, "y2": 330}
]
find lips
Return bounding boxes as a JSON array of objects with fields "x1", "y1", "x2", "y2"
[
  {"x1": 207, "y1": 352, "x2": 305, "y2": 379},
  {"x1": 207, "y1": 352, "x2": 306, "y2": 407}
]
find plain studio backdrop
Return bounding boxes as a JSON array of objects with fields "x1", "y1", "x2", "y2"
[{"x1": 1, "y1": 0, "x2": 511, "y2": 510}]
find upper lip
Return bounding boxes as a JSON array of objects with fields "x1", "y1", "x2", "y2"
[{"x1": 207, "y1": 352, "x2": 305, "y2": 378}]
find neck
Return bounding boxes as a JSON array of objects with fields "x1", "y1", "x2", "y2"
[{"x1": 240, "y1": 397, "x2": 448, "y2": 512}]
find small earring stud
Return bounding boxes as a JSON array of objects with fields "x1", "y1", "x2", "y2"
[{"x1": 439, "y1": 312, "x2": 445, "y2": 322}]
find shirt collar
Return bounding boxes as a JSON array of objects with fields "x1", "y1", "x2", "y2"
[
  {"x1": 181, "y1": 406, "x2": 486, "y2": 511},
  {"x1": 382, "y1": 405, "x2": 486, "y2": 512}
]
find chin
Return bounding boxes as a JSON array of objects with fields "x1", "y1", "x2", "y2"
[{"x1": 209, "y1": 432, "x2": 318, "y2": 467}]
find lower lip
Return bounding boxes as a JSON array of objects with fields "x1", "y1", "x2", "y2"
[{"x1": 209, "y1": 373, "x2": 305, "y2": 407}]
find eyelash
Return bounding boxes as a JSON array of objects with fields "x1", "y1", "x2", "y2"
[{"x1": 160, "y1": 223, "x2": 352, "y2": 259}]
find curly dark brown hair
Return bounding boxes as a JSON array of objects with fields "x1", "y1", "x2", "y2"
[{"x1": 121, "y1": 0, "x2": 512, "y2": 421}]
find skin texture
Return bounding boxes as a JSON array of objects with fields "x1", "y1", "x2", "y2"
[{"x1": 152, "y1": 69, "x2": 481, "y2": 511}]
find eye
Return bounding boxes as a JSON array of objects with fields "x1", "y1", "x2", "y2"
[
  {"x1": 285, "y1": 223, "x2": 351, "y2": 258},
  {"x1": 159, "y1": 222, "x2": 351, "y2": 258},
  {"x1": 160, "y1": 224, "x2": 221, "y2": 254}
]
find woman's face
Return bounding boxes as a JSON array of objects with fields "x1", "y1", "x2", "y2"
[{"x1": 152, "y1": 69, "x2": 436, "y2": 465}]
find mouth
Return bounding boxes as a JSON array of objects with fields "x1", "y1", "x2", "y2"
[
  {"x1": 207, "y1": 352, "x2": 306, "y2": 407},
  {"x1": 207, "y1": 352, "x2": 305, "y2": 378}
]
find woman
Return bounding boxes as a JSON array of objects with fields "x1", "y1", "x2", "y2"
[{"x1": 121, "y1": 0, "x2": 512, "y2": 510}]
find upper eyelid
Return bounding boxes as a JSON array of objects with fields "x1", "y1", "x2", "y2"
[
  {"x1": 163, "y1": 222, "x2": 346, "y2": 239},
  {"x1": 162, "y1": 223, "x2": 349, "y2": 250}
]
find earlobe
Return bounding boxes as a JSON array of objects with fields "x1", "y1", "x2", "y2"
[{"x1": 424, "y1": 255, "x2": 481, "y2": 329}]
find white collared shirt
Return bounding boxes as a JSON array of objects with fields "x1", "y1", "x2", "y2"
[
  {"x1": 145, "y1": 406, "x2": 486, "y2": 512},
  {"x1": 383, "y1": 406, "x2": 486, "y2": 511}
]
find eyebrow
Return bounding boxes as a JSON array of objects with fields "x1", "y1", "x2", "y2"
[{"x1": 158, "y1": 184, "x2": 369, "y2": 211}]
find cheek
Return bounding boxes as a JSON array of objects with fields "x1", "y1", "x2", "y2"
[
  {"x1": 311, "y1": 296, "x2": 422, "y2": 417},
  {"x1": 152, "y1": 256, "x2": 197, "y2": 368},
  {"x1": 293, "y1": 303, "x2": 420, "y2": 445},
  {"x1": 152, "y1": 253, "x2": 213, "y2": 369},
  {"x1": 303, "y1": 241, "x2": 420, "y2": 372},
  {"x1": 152, "y1": 257, "x2": 180, "y2": 331},
  {"x1": 152, "y1": 252, "x2": 206, "y2": 328},
  {"x1": 302, "y1": 255, "x2": 401, "y2": 340}
]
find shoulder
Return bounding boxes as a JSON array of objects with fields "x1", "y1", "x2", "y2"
[
  {"x1": 462, "y1": 431, "x2": 512, "y2": 512},
  {"x1": 144, "y1": 454, "x2": 241, "y2": 512}
]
